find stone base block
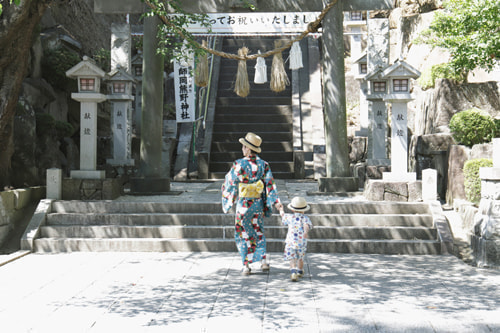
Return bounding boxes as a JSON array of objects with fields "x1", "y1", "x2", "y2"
[
  {"x1": 383, "y1": 172, "x2": 417, "y2": 182},
  {"x1": 107, "y1": 158, "x2": 135, "y2": 166},
  {"x1": 364, "y1": 179, "x2": 422, "y2": 202},
  {"x1": 70, "y1": 170, "x2": 106, "y2": 180},
  {"x1": 366, "y1": 159, "x2": 390, "y2": 166},
  {"x1": 130, "y1": 177, "x2": 170, "y2": 194},
  {"x1": 62, "y1": 178, "x2": 122, "y2": 200},
  {"x1": 318, "y1": 177, "x2": 358, "y2": 192},
  {"x1": 471, "y1": 235, "x2": 500, "y2": 268}
]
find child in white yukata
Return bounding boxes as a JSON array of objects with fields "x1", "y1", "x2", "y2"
[{"x1": 279, "y1": 196, "x2": 313, "y2": 282}]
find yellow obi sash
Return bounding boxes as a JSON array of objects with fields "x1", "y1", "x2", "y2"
[{"x1": 238, "y1": 180, "x2": 264, "y2": 198}]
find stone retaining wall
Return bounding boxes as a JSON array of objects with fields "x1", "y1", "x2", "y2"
[{"x1": 0, "y1": 187, "x2": 46, "y2": 248}]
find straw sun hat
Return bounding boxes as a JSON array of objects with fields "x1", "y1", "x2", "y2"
[
  {"x1": 287, "y1": 196, "x2": 310, "y2": 213},
  {"x1": 239, "y1": 132, "x2": 262, "y2": 153}
]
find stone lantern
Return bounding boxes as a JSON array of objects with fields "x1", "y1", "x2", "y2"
[
  {"x1": 380, "y1": 58, "x2": 421, "y2": 181},
  {"x1": 65, "y1": 56, "x2": 107, "y2": 179},
  {"x1": 106, "y1": 66, "x2": 136, "y2": 166},
  {"x1": 365, "y1": 65, "x2": 390, "y2": 166}
]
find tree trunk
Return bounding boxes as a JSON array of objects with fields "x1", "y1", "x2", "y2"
[{"x1": 0, "y1": 0, "x2": 51, "y2": 188}]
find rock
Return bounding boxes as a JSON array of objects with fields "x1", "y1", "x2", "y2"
[
  {"x1": 470, "y1": 143, "x2": 493, "y2": 160},
  {"x1": 415, "y1": 80, "x2": 500, "y2": 135},
  {"x1": 348, "y1": 136, "x2": 367, "y2": 163},
  {"x1": 446, "y1": 144, "x2": 470, "y2": 206},
  {"x1": 21, "y1": 78, "x2": 56, "y2": 109},
  {"x1": 11, "y1": 98, "x2": 39, "y2": 187}
]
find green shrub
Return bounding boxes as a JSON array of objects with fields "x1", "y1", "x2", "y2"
[
  {"x1": 55, "y1": 120, "x2": 75, "y2": 139},
  {"x1": 35, "y1": 113, "x2": 55, "y2": 136},
  {"x1": 93, "y1": 48, "x2": 111, "y2": 73},
  {"x1": 464, "y1": 158, "x2": 493, "y2": 205},
  {"x1": 449, "y1": 108, "x2": 495, "y2": 147},
  {"x1": 494, "y1": 118, "x2": 500, "y2": 138},
  {"x1": 42, "y1": 47, "x2": 80, "y2": 91}
]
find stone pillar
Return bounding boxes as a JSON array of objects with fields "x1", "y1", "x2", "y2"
[
  {"x1": 422, "y1": 168, "x2": 437, "y2": 201},
  {"x1": 367, "y1": 19, "x2": 390, "y2": 73},
  {"x1": 111, "y1": 23, "x2": 132, "y2": 72},
  {"x1": 70, "y1": 95, "x2": 107, "y2": 179},
  {"x1": 131, "y1": 14, "x2": 170, "y2": 193},
  {"x1": 107, "y1": 98, "x2": 135, "y2": 166},
  {"x1": 473, "y1": 138, "x2": 500, "y2": 267},
  {"x1": 366, "y1": 18, "x2": 390, "y2": 166},
  {"x1": 46, "y1": 168, "x2": 62, "y2": 200},
  {"x1": 355, "y1": 80, "x2": 369, "y2": 137},
  {"x1": 319, "y1": 1, "x2": 357, "y2": 192},
  {"x1": 108, "y1": 23, "x2": 134, "y2": 166},
  {"x1": 382, "y1": 100, "x2": 416, "y2": 181},
  {"x1": 367, "y1": 100, "x2": 389, "y2": 164}
]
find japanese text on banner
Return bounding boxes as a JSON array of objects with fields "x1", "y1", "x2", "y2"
[{"x1": 174, "y1": 59, "x2": 195, "y2": 123}]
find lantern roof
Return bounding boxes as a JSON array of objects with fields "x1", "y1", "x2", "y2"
[
  {"x1": 352, "y1": 51, "x2": 367, "y2": 65},
  {"x1": 106, "y1": 66, "x2": 136, "y2": 83},
  {"x1": 66, "y1": 56, "x2": 106, "y2": 79},
  {"x1": 131, "y1": 51, "x2": 143, "y2": 66},
  {"x1": 364, "y1": 64, "x2": 388, "y2": 81},
  {"x1": 380, "y1": 58, "x2": 421, "y2": 79}
]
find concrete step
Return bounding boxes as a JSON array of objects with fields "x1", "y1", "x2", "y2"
[
  {"x1": 46, "y1": 213, "x2": 433, "y2": 227},
  {"x1": 35, "y1": 200, "x2": 440, "y2": 254},
  {"x1": 217, "y1": 87, "x2": 292, "y2": 97},
  {"x1": 212, "y1": 131, "x2": 292, "y2": 141},
  {"x1": 33, "y1": 238, "x2": 441, "y2": 255},
  {"x1": 51, "y1": 201, "x2": 432, "y2": 216},
  {"x1": 215, "y1": 105, "x2": 292, "y2": 115},
  {"x1": 217, "y1": 96, "x2": 291, "y2": 106},
  {"x1": 211, "y1": 151, "x2": 293, "y2": 161},
  {"x1": 40, "y1": 225, "x2": 437, "y2": 241},
  {"x1": 211, "y1": 141, "x2": 293, "y2": 152},
  {"x1": 209, "y1": 161, "x2": 294, "y2": 172},
  {"x1": 213, "y1": 122, "x2": 292, "y2": 132},
  {"x1": 215, "y1": 113, "x2": 293, "y2": 123},
  {"x1": 209, "y1": 171, "x2": 296, "y2": 179}
]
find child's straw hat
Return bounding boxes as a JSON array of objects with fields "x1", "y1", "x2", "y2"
[{"x1": 287, "y1": 196, "x2": 310, "y2": 212}]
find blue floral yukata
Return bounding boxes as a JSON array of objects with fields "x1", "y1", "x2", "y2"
[
  {"x1": 222, "y1": 155, "x2": 280, "y2": 266},
  {"x1": 282, "y1": 213, "x2": 313, "y2": 260}
]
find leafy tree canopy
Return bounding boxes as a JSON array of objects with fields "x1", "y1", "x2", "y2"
[
  {"x1": 0, "y1": 0, "x2": 20, "y2": 16},
  {"x1": 418, "y1": 0, "x2": 499, "y2": 81}
]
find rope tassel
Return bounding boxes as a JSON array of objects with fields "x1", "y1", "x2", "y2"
[
  {"x1": 254, "y1": 50, "x2": 267, "y2": 84},
  {"x1": 234, "y1": 46, "x2": 250, "y2": 98},
  {"x1": 270, "y1": 40, "x2": 289, "y2": 93},
  {"x1": 289, "y1": 41, "x2": 303, "y2": 70},
  {"x1": 195, "y1": 40, "x2": 209, "y2": 87}
]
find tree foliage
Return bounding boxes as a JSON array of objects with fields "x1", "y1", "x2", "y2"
[
  {"x1": 142, "y1": 0, "x2": 212, "y2": 65},
  {"x1": 418, "y1": 0, "x2": 500, "y2": 81}
]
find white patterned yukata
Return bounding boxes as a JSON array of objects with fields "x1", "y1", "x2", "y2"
[
  {"x1": 221, "y1": 155, "x2": 280, "y2": 265},
  {"x1": 282, "y1": 213, "x2": 313, "y2": 260}
]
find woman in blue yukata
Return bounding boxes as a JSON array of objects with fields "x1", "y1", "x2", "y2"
[{"x1": 222, "y1": 132, "x2": 283, "y2": 275}]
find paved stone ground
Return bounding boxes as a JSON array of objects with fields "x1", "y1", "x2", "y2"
[
  {"x1": 0, "y1": 181, "x2": 498, "y2": 332},
  {"x1": 0, "y1": 252, "x2": 499, "y2": 332}
]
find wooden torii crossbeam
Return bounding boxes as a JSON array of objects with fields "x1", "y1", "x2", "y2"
[{"x1": 95, "y1": 0, "x2": 393, "y2": 192}]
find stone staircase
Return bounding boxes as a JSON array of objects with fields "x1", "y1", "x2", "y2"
[
  {"x1": 209, "y1": 36, "x2": 295, "y2": 179},
  {"x1": 33, "y1": 200, "x2": 443, "y2": 255}
]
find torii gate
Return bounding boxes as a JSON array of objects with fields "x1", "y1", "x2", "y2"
[{"x1": 95, "y1": 0, "x2": 393, "y2": 193}]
